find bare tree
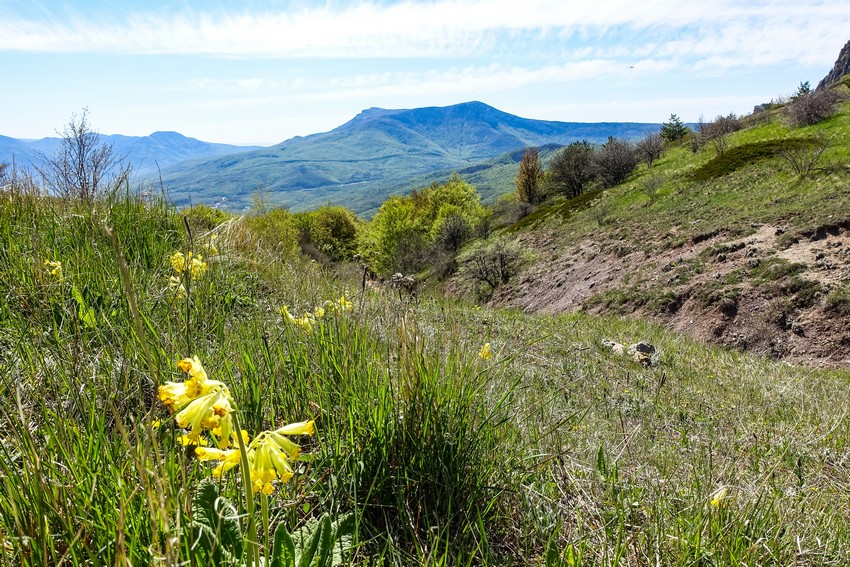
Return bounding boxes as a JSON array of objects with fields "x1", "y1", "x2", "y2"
[
  {"x1": 636, "y1": 132, "x2": 665, "y2": 167},
  {"x1": 36, "y1": 109, "x2": 129, "y2": 199},
  {"x1": 593, "y1": 137, "x2": 638, "y2": 187}
]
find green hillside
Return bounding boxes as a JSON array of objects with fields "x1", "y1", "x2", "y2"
[
  {"x1": 158, "y1": 102, "x2": 659, "y2": 214},
  {"x1": 2, "y1": 88, "x2": 850, "y2": 566}
]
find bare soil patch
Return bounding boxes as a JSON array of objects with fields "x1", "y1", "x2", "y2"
[{"x1": 487, "y1": 222, "x2": 850, "y2": 368}]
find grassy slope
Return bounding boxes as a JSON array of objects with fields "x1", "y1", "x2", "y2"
[
  {"x1": 477, "y1": 98, "x2": 850, "y2": 364},
  {"x1": 1, "y1": 183, "x2": 849, "y2": 565}
]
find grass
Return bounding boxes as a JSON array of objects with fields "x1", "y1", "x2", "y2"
[{"x1": 2, "y1": 178, "x2": 850, "y2": 566}]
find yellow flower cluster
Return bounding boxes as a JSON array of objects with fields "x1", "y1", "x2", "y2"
[
  {"x1": 158, "y1": 356, "x2": 241, "y2": 448},
  {"x1": 44, "y1": 259, "x2": 63, "y2": 281},
  {"x1": 279, "y1": 295, "x2": 353, "y2": 334},
  {"x1": 478, "y1": 342, "x2": 493, "y2": 360},
  {"x1": 170, "y1": 250, "x2": 208, "y2": 280},
  {"x1": 196, "y1": 420, "x2": 315, "y2": 494},
  {"x1": 158, "y1": 357, "x2": 315, "y2": 494}
]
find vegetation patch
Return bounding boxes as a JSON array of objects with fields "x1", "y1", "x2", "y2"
[{"x1": 690, "y1": 138, "x2": 816, "y2": 181}]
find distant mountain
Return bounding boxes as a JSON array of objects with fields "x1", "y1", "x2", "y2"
[
  {"x1": 158, "y1": 101, "x2": 661, "y2": 213},
  {"x1": 0, "y1": 131, "x2": 260, "y2": 179}
]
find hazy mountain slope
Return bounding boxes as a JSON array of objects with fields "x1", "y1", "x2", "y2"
[
  {"x1": 158, "y1": 101, "x2": 660, "y2": 212},
  {"x1": 0, "y1": 131, "x2": 259, "y2": 178}
]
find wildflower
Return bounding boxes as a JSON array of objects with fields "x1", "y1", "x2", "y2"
[
  {"x1": 279, "y1": 305, "x2": 296, "y2": 323},
  {"x1": 313, "y1": 305, "x2": 325, "y2": 319},
  {"x1": 169, "y1": 275, "x2": 186, "y2": 298},
  {"x1": 175, "y1": 388, "x2": 234, "y2": 444},
  {"x1": 197, "y1": 419, "x2": 316, "y2": 494},
  {"x1": 177, "y1": 434, "x2": 208, "y2": 446},
  {"x1": 158, "y1": 357, "x2": 228, "y2": 412},
  {"x1": 170, "y1": 250, "x2": 208, "y2": 280},
  {"x1": 208, "y1": 234, "x2": 219, "y2": 256},
  {"x1": 709, "y1": 486, "x2": 729, "y2": 508},
  {"x1": 44, "y1": 259, "x2": 63, "y2": 280},
  {"x1": 478, "y1": 342, "x2": 493, "y2": 360},
  {"x1": 196, "y1": 446, "x2": 242, "y2": 478},
  {"x1": 336, "y1": 295, "x2": 353, "y2": 312},
  {"x1": 296, "y1": 314, "x2": 314, "y2": 333}
]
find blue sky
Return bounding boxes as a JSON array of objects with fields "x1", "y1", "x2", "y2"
[{"x1": 1, "y1": 1, "x2": 847, "y2": 145}]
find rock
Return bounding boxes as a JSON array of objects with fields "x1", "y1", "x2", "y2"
[
  {"x1": 817, "y1": 40, "x2": 850, "y2": 90},
  {"x1": 628, "y1": 341, "x2": 656, "y2": 355},
  {"x1": 602, "y1": 338, "x2": 626, "y2": 356}
]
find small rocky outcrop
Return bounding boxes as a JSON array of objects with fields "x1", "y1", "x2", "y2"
[{"x1": 817, "y1": 40, "x2": 850, "y2": 90}]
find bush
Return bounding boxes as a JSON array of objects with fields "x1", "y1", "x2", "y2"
[
  {"x1": 547, "y1": 141, "x2": 596, "y2": 198},
  {"x1": 593, "y1": 137, "x2": 638, "y2": 188},
  {"x1": 636, "y1": 132, "x2": 665, "y2": 167},
  {"x1": 515, "y1": 147, "x2": 545, "y2": 205},
  {"x1": 458, "y1": 237, "x2": 523, "y2": 292},
  {"x1": 181, "y1": 204, "x2": 231, "y2": 232},
  {"x1": 786, "y1": 89, "x2": 844, "y2": 127},
  {"x1": 295, "y1": 205, "x2": 360, "y2": 262}
]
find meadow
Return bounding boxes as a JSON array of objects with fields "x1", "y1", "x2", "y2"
[{"x1": 1, "y1": 179, "x2": 849, "y2": 566}]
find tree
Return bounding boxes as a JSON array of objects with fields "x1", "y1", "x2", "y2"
[
  {"x1": 593, "y1": 137, "x2": 638, "y2": 188},
  {"x1": 659, "y1": 114, "x2": 689, "y2": 143},
  {"x1": 636, "y1": 132, "x2": 665, "y2": 167},
  {"x1": 36, "y1": 109, "x2": 129, "y2": 199},
  {"x1": 547, "y1": 141, "x2": 596, "y2": 198},
  {"x1": 515, "y1": 147, "x2": 545, "y2": 205}
]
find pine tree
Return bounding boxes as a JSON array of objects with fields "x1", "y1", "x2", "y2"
[
  {"x1": 515, "y1": 147, "x2": 544, "y2": 205},
  {"x1": 659, "y1": 114, "x2": 689, "y2": 143}
]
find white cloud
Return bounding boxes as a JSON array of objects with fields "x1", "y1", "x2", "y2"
[{"x1": 0, "y1": 0, "x2": 847, "y2": 69}]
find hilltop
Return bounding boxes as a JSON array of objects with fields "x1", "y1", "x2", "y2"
[{"x1": 157, "y1": 101, "x2": 660, "y2": 213}]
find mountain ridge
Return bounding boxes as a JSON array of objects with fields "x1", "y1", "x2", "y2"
[{"x1": 159, "y1": 101, "x2": 661, "y2": 213}]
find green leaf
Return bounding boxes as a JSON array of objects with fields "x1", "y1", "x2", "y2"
[
  {"x1": 71, "y1": 285, "x2": 97, "y2": 329},
  {"x1": 270, "y1": 522, "x2": 295, "y2": 567},
  {"x1": 190, "y1": 478, "x2": 243, "y2": 561},
  {"x1": 315, "y1": 516, "x2": 333, "y2": 567},
  {"x1": 328, "y1": 513, "x2": 355, "y2": 566},
  {"x1": 293, "y1": 515, "x2": 324, "y2": 567}
]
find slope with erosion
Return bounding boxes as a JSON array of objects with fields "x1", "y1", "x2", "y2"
[{"x1": 478, "y1": 100, "x2": 850, "y2": 368}]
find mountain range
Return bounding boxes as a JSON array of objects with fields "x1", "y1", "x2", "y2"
[
  {"x1": 2, "y1": 102, "x2": 661, "y2": 214},
  {"x1": 0, "y1": 131, "x2": 259, "y2": 180}
]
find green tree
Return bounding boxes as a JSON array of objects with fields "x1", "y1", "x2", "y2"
[
  {"x1": 659, "y1": 114, "x2": 689, "y2": 143},
  {"x1": 515, "y1": 147, "x2": 544, "y2": 205},
  {"x1": 296, "y1": 205, "x2": 360, "y2": 261},
  {"x1": 359, "y1": 174, "x2": 485, "y2": 276},
  {"x1": 547, "y1": 140, "x2": 596, "y2": 198}
]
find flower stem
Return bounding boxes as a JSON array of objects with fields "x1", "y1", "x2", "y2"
[
  {"x1": 233, "y1": 411, "x2": 258, "y2": 567},
  {"x1": 261, "y1": 493, "x2": 270, "y2": 559}
]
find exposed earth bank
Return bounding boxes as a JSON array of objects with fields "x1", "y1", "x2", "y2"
[{"x1": 487, "y1": 221, "x2": 850, "y2": 368}]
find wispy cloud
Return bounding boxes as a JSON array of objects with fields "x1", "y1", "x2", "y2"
[{"x1": 1, "y1": 0, "x2": 847, "y2": 68}]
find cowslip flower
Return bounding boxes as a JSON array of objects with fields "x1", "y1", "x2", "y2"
[
  {"x1": 170, "y1": 250, "x2": 208, "y2": 280},
  {"x1": 44, "y1": 259, "x2": 63, "y2": 281},
  {"x1": 709, "y1": 486, "x2": 730, "y2": 508},
  {"x1": 296, "y1": 315, "x2": 314, "y2": 333},
  {"x1": 478, "y1": 343, "x2": 493, "y2": 360},
  {"x1": 197, "y1": 419, "x2": 315, "y2": 494}
]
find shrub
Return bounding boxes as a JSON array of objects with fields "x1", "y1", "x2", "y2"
[
  {"x1": 295, "y1": 205, "x2": 360, "y2": 262},
  {"x1": 636, "y1": 132, "x2": 665, "y2": 167},
  {"x1": 458, "y1": 237, "x2": 523, "y2": 292},
  {"x1": 181, "y1": 204, "x2": 231, "y2": 232},
  {"x1": 778, "y1": 133, "x2": 830, "y2": 179},
  {"x1": 515, "y1": 147, "x2": 545, "y2": 205},
  {"x1": 786, "y1": 88, "x2": 843, "y2": 127},
  {"x1": 593, "y1": 137, "x2": 638, "y2": 188},
  {"x1": 547, "y1": 140, "x2": 596, "y2": 198}
]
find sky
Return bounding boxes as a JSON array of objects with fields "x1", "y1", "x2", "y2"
[{"x1": 1, "y1": 1, "x2": 848, "y2": 146}]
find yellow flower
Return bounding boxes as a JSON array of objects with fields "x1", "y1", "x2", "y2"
[
  {"x1": 478, "y1": 343, "x2": 493, "y2": 360},
  {"x1": 196, "y1": 419, "x2": 316, "y2": 493},
  {"x1": 177, "y1": 434, "x2": 208, "y2": 446},
  {"x1": 709, "y1": 486, "x2": 729, "y2": 508},
  {"x1": 196, "y1": 446, "x2": 242, "y2": 478},
  {"x1": 296, "y1": 315, "x2": 314, "y2": 333},
  {"x1": 336, "y1": 295, "x2": 353, "y2": 312},
  {"x1": 313, "y1": 306, "x2": 325, "y2": 319},
  {"x1": 44, "y1": 259, "x2": 63, "y2": 280},
  {"x1": 170, "y1": 250, "x2": 207, "y2": 279},
  {"x1": 169, "y1": 275, "x2": 186, "y2": 298},
  {"x1": 158, "y1": 357, "x2": 228, "y2": 412},
  {"x1": 279, "y1": 305, "x2": 296, "y2": 323},
  {"x1": 175, "y1": 389, "x2": 235, "y2": 444}
]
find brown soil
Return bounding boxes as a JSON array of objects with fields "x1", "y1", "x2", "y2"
[{"x1": 485, "y1": 222, "x2": 850, "y2": 368}]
